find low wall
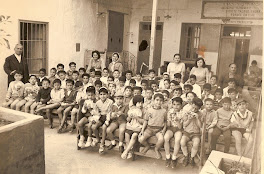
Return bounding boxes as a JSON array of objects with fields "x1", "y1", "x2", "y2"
[{"x1": 0, "y1": 107, "x2": 45, "y2": 174}]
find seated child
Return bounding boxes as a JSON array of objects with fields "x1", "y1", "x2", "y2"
[
  {"x1": 35, "y1": 79, "x2": 65, "y2": 128},
  {"x1": 37, "y1": 68, "x2": 47, "y2": 86},
  {"x1": 48, "y1": 68, "x2": 57, "y2": 87},
  {"x1": 230, "y1": 98, "x2": 254, "y2": 156},
  {"x1": 174, "y1": 73, "x2": 184, "y2": 89},
  {"x1": 138, "y1": 93, "x2": 167, "y2": 159},
  {"x1": 210, "y1": 97, "x2": 233, "y2": 153},
  {"x1": 100, "y1": 68, "x2": 109, "y2": 86},
  {"x1": 57, "y1": 79, "x2": 77, "y2": 133},
  {"x1": 2, "y1": 71, "x2": 24, "y2": 109},
  {"x1": 135, "y1": 72, "x2": 142, "y2": 87},
  {"x1": 106, "y1": 91, "x2": 129, "y2": 153},
  {"x1": 30, "y1": 78, "x2": 52, "y2": 114},
  {"x1": 228, "y1": 88, "x2": 239, "y2": 111},
  {"x1": 121, "y1": 95, "x2": 144, "y2": 159},
  {"x1": 201, "y1": 98, "x2": 217, "y2": 154},
  {"x1": 169, "y1": 80, "x2": 180, "y2": 94},
  {"x1": 148, "y1": 69, "x2": 157, "y2": 81},
  {"x1": 181, "y1": 84, "x2": 193, "y2": 102},
  {"x1": 67, "y1": 62, "x2": 77, "y2": 79},
  {"x1": 223, "y1": 78, "x2": 236, "y2": 98},
  {"x1": 172, "y1": 87, "x2": 183, "y2": 99},
  {"x1": 95, "y1": 71, "x2": 101, "y2": 81},
  {"x1": 180, "y1": 97, "x2": 203, "y2": 167},
  {"x1": 94, "y1": 80, "x2": 103, "y2": 101},
  {"x1": 57, "y1": 63, "x2": 64, "y2": 72},
  {"x1": 210, "y1": 75, "x2": 219, "y2": 94},
  {"x1": 159, "y1": 72, "x2": 170, "y2": 90},
  {"x1": 182, "y1": 92, "x2": 197, "y2": 112},
  {"x1": 164, "y1": 97, "x2": 183, "y2": 168},
  {"x1": 213, "y1": 88, "x2": 223, "y2": 110},
  {"x1": 143, "y1": 87, "x2": 153, "y2": 109},
  {"x1": 116, "y1": 76, "x2": 126, "y2": 94},
  {"x1": 16, "y1": 75, "x2": 40, "y2": 112},
  {"x1": 129, "y1": 79, "x2": 136, "y2": 88},
  {"x1": 201, "y1": 83, "x2": 214, "y2": 103},
  {"x1": 125, "y1": 70, "x2": 133, "y2": 86},
  {"x1": 161, "y1": 90, "x2": 170, "y2": 110},
  {"x1": 82, "y1": 73, "x2": 92, "y2": 92},
  {"x1": 72, "y1": 70, "x2": 80, "y2": 84},
  {"x1": 78, "y1": 67, "x2": 86, "y2": 81},
  {"x1": 141, "y1": 79, "x2": 148, "y2": 97},
  {"x1": 113, "y1": 70, "x2": 120, "y2": 85},
  {"x1": 77, "y1": 86, "x2": 97, "y2": 148},
  {"x1": 107, "y1": 76, "x2": 115, "y2": 85},
  {"x1": 129, "y1": 86, "x2": 143, "y2": 108},
  {"x1": 57, "y1": 70, "x2": 67, "y2": 89},
  {"x1": 123, "y1": 86, "x2": 133, "y2": 106},
  {"x1": 89, "y1": 68, "x2": 96, "y2": 85},
  {"x1": 189, "y1": 74, "x2": 201, "y2": 98}
]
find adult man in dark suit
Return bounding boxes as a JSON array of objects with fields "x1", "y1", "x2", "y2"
[{"x1": 3, "y1": 44, "x2": 29, "y2": 85}]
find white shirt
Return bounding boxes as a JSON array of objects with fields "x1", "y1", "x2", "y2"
[
  {"x1": 167, "y1": 62, "x2": 185, "y2": 80},
  {"x1": 192, "y1": 84, "x2": 202, "y2": 98},
  {"x1": 50, "y1": 88, "x2": 65, "y2": 102},
  {"x1": 14, "y1": 54, "x2": 21, "y2": 63}
]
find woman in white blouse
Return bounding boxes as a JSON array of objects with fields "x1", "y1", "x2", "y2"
[
  {"x1": 167, "y1": 54, "x2": 185, "y2": 82},
  {"x1": 189, "y1": 58, "x2": 210, "y2": 87}
]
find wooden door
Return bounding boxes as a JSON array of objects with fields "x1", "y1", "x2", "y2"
[
  {"x1": 234, "y1": 39, "x2": 250, "y2": 76},
  {"x1": 107, "y1": 11, "x2": 124, "y2": 52}
]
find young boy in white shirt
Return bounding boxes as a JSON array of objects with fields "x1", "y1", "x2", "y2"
[{"x1": 189, "y1": 74, "x2": 201, "y2": 99}]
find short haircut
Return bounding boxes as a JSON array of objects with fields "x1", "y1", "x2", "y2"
[
  {"x1": 94, "y1": 80, "x2": 102, "y2": 86},
  {"x1": 66, "y1": 79, "x2": 74, "y2": 85},
  {"x1": 42, "y1": 78, "x2": 50, "y2": 84},
  {"x1": 149, "y1": 69, "x2": 155, "y2": 74},
  {"x1": 136, "y1": 72, "x2": 142, "y2": 76},
  {"x1": 146, "y1": 87, "x2": 154, "y2": 92},
  {"x1": 99, "y1": 87, "x2": 108, "y2": 94},
  {"x1": 112, "y1": 52, "x2": 120, "y2": 58},
  {"x1": 79, "y1": 67, "x2": 86, "y2": 72},
  {"x1": 170, "y1": 80, "x2": 179, "y2": 86},
  {"x1": 14, "y1": 71, "x2": 23, "y2": 75},
  {"x1": 39, "y1": 68, "x2": 46, "y2": 74},
  {"x1": 108, "y1": 82, "x2": 116, "y2": 87},
  {"x1": 119, "y1": 76, "x2": 126, "y2": 82},
  {"x1": 153, "y1": 93, "x2": 164, "y2": 101},
  {"x1": 125, "y1": 86, "x2": 132, "y2": 91},
  {"x1": 164, "y1": 79, "x2": 170, "y2": 83},
  {"x1": 57, "y1": 63, "x2": 64, "y2": 68},
  {"x1": 186, "y1": 91, "x2": 197, "y2": 98},
  {"x1": 161, "y1": 90, "x2": 170, "y2": 97},
  {"x1": 113, "y1": 69, "x2": 120, "y2": 73},
  {"x1": 174, "y1": 87, "x2": 183, "y2": 93},
  {"x1": 30, "y1": 75, "x2": 37, "y2": 79},
  {"x1": 90, "y1": 68, "x2": 95, "y2": 72},
  {"x1": 211, "y1": 75, "x2": 218, "y2": 80},
  {"x1": 193, "y1": 97, "x2": 203, "y2": 108},
  {"x1": 172, "y1": 97, "x2": 183, "y2": 105},
  {"x1": 149, "y1": 80, "x2": 158, "y2": 86},
  {"x1": 92, "y1": 50, "x2": 101, "y2": 59},
  {"x1": 227, "y1": 88, "x2": 238, "y2": 94},
  {"x1": 57, "y1": 70, "x2": 66, "y2": 75},
  {"x1": 251, "y1": 60, "x2": 257, "y2": 65},
  {"x1": 204, "y1": 98, "x2": 214, "y2": 103},
  {"x1": 174, "y1": 73, "x2": 182, "y2": 79},
  {"x1": 141, "y1": 79, "x2": 148, "y2": 85},
  {"x1": 108, "y1": 76, "x2": 114, "y2": 81},
  {"x1": 95, "y1": 71, "x2": 101, "y2": 76},
  {"x1": 215, "y1": 88, "x2": 223, "y2": 95},
  {"x1": 132, "y1": 95, "x2": 144, "y2": 105},
  {"x1": 53, "y1": 79, "x2": 61, "y2": 85},
  {"x1": 203, "y1": 83, "x2": 212, "y2": 90},
  {"x1": 82, "y1": 73, "x2": 90, "y2": 78},
  {"x1": 125, "y1": 70, "x2": 132, "y2": 75},
  {"x1": 133, "y1": 86, "x2": 143, "y2": 92},
  {"x1": 228, "y1": 78, "x2": 236, "y2": 83},
  {"x1": 184, "y1": 84, "x2": 193, "y2": 90},
  {"x1": 103, "y1": 68, "x2": 109, "y2": 72},
  {"x1": 229, "y1": 63, "x2": 236, "y2": 67},
  {"x1": 75, "y1": 81, "x2": 83, "y2": 88},
  {"x1": 69, "y1": 62, "x2": 76, "y2": 66},
  {"x1": 50, "y1": 67, "x2": 57, "y2": 72},
  {"x1": 221, "y1": 97, "x2": 231, "y2": 104},
  {"x1": 130, "y1": 79, "x2": 136, "y2": 84},
  {"x1": 72, "y1": 70, "x2": 79, "y2": 75},
  {"x1": 173, "y1": 53, "x2": 181, "y2": 58},
  {"x1": 190, "y1": 74, "x2": 197, "y2": 80},
  {"x1": 194, "y1": 58, "x2": 206, "y2": 68},
  {"x1": 86, "y1": 86, "x2": 96, "y2": 94}
]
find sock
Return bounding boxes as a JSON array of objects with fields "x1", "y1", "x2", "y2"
[
  {"x1": 166, "y1": 154, "x2": 171, "y2": 159},
  {"x1": 111, "y1": 140, "x2": 116, "y2": 145},
  {"x1": 119, "y1": 142, "x2": 123, "y2": 146},
  {"x1": 172, "y1": 155, "x2": 177, "y2": 160}
]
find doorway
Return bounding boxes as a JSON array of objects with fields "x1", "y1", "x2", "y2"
[
  {"x1": 137, "y1": 22, "x2": 163, "y2": 74},
  {"x1": 218, "y1": 26, "x2": 251, "y2": 78}
]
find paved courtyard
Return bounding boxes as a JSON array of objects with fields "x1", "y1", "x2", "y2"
[{"x1": 44, "y1": 119, "x2": 199, "y2": 174}]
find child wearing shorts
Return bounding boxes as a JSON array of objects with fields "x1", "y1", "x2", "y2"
[
  {"x1": 164, "y1": 97, "x2": 183, "y2": 168},
  {"x1": 121, "y1": 95, "x2": 145, "y2": 159},
  {"x1": 106, "y1": 91, "x2": 129, "y2": 153},
  {"x1": 138, "y1": 93, "x2": 167, "y2": 159}
]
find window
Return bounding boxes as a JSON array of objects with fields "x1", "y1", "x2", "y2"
[
  {"x1": 141, "y1": 23, "x2": 163, "y2": 30},
  {"x1": 20, "y1": 21, "x2": 48, "y2": 74},
  {"x1": 223, "y1": 26, "x2": 251, "y2": 37},
  {"x1": 180, "y1": 23, "x2": 201, "y2": 60}
]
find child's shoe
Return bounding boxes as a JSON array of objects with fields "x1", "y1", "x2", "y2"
[
  {"x1": 165, "y1": 158, "x2": 171, "y2": 167},
  {"x1": 99, "y1": 144, "x2": 105, "y2": 154},
  {"x1": 91, "y1": 139, "x2": 99, "y2": 147},
  {"x1": 78, "y1": 136, "x2": 85, "y2": 148},
  {"x1": 121, "y1": 152, "x2": 128, "y2": 159},
  {"x1": 127, "y1": 152, "x2": 133, "y2": 159},
  {"x1": 85, "y1": 137, "x2": 92, "y2": 147},
  {"x1": 119, "y1": 146, "x2": 124, "y2": 154},
  {"x1": 190, "y1": 157, "x2": 195, "y2": 166},
  {"x1": 182, "y1": 155, "x2": 189, "y2": 167},
  {"x1": 171, "y1": 159, "x2": 178, "y2": 168},
  {"x1": 107, "y1": 143, "x2": 116, "y2": 150}
]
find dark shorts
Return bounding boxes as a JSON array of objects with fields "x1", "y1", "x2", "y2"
[
  {"x1": 145, "y1": 126, "x2": 163, "y2": 136},
  {"x1": 182, "y1": 131, "x2": 200, "y2": 140},
  {"x1": 167, "y1": 127, "x2": 181, "y2": 134},
  {"x1": 99, "y1": 115, "x2": 106, "y2": 123},
  {"x1": 126, "y1": 129, "x2": 139, "y2": 136},
  {"x1": 231, "y1": 128, "x2": 246, "y2": 135}
]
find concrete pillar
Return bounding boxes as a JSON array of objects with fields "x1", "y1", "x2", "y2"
[{"x1": 149, "y1": 0, "x2": 158, "y2": 70}]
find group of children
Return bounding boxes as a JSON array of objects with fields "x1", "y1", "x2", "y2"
[{"x1": 2, "y1": 59, "x2": 254, "y2": 168}]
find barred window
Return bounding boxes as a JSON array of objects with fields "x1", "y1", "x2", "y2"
[{"x1": 19, "y1": 21, "x2": 48, "y2": 74}]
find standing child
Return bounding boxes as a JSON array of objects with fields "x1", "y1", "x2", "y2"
[
  {"x1": 106, "y1": 91, "x2": 129, "y2": 153},
  {"x1": 121, "y1": 95, "x2": 144, "y2": 159},
  {"x1": 57, "y1": 70, "x2": 67, "y2": 89},
  {"x1": 35, "y1": 79, "x2": 64, "y2": 128},
  {"x1": 138, "y1": 93, "x2": 167, "y2": 159},
  {"x1": 48, "y1": 68, "x2": 57, "y2": 87},
  {"x1": 164, "y1": 97, "x2": 183, "y2": 168},
  {"x1": 16, "y1": 75, "x2": 40, "y2": 112},
  {"x1": 57, "y1": 79, "x2": 77, "y2": 133},
  {"x1": 180, "y1": 97, "x2": 203, "y2": 167},
  {"x1": 30, "y1": 78, "x2": 52, "y2": 114}
]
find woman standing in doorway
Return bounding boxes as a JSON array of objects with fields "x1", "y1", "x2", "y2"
[
  {"x1": 189, "y1": 58, "x2": 210, "y2": 87},
  {"x1": 167, "y1": 54, "x2": 185, "y2": 82},
  {"x1": 87, "y1": 50, "x2": 105, "y2": 72}
]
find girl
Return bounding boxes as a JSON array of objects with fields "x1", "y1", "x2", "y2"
[{"x1": 189, "y1": 58, "x2": 210, "y2": 87}]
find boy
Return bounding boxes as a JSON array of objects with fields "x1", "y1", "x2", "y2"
[
  {"x1": 143, "y1": 87, "x2": 153, "y2": 109},
  {"x1": 116, "y1": 76, "x2": 126, "y2": 94},
  {"x1": 67, "y1": 62, "x2": 77, "y2": 79},
  {"x1": 121, "y1": 95, "x2": 144, "y2": 159},
  {"x1": 82, "y1": 73, "x2": 92, "y2": 92},
  {"x1": 210, "y1": 97, "x2": 233, "y2": 153},
  {"x1": 181, "y1": 84, "x2": 193, "y2": 102},
  {"x1": 230, "y1": 98, "x2": 254, "y2": 156},
  {"x1": 89, "y1": 68, "x2": 96, "y2": 85},
  {"x1": 223, "y1": 78, "x2": 236, "y2": 98},
  {"x1": 138, "y1": 93, "x2": 167, "y2": 159},
  {"x1": 148, "y1": 69, "x2": 156, "y2": 81},
  {"x1": 228, "y1": 88, "x2": 239, "y2": 111},
  {"x1": 169, "y1": 80, "x2": 180, "y2": 94},
  {"x1": 16, "y1": 75, "x2": 40, "y2": 112},
  {"x1": 78, "y1": 67, "x2": 86, "y2": 81},
  {"x1": 141, "y1": 79, "x2": 148, "y2": 97},
  {"x1": 172, "y1": 87, "x2": 183, "y2": 99},
  {"x1": 125, "y1": 70, "x2": 133, "y2": 86},
  {"x1": 161, "y1": 90, "x2": 170, "y2": 110},
  {"x1": 189, "y1": 75, "x2": 201, "y2": 98},
  {"x1": 57, "y1": 70, "x2": 67, "y2": 89},
  {"x1": 35, "y1": 79, "x2": 65, "y2": 128},
  {"x1": 57, "y1": 63, "x2": 64, "y2": 72},
  {"x1": 113, "y1": 70, "x2": 120, "y2": 85},
  {"x1": 95, "y1": 71, "x2": 101, "y2": 81},
  {"x1": 30, "y1": 78, "x2": 52, "y2": 114},
  {"x1": 159, "y1": 72, "x2": 170, "y2": 90},
  {"x1": 107, "y1": 91, "x2": 129, "y2": 153},
  {"x1": 94, "y1": 80, "x2": 103, "y2": 101},
  {"x1": 174, "y1": 73, "x2": 184, "y2": 89},
  {"x1": 72, "y1": 71, "x2": 80, "y2": 84},
  {"x1": 210, "y1": 75, "x2": 219, "y2": 94},
  {"x1": 149, "y1": 80, "x2": 159, "y2": 93},
  {"x1": 107, "y1": 76, "x2": 115, "y2": 85},
  {"x1": 38, "y1": 68, "x2": 47, "y2": 86},
  {"x1": 201, "y1": 83, "x2": 214, "y2": 103},
  {"x1": 164, "y1": 97, "x2": 183, "y2": 168},
  {"x1": 213, "y1": 88, "x2": 223, "y2": 110},
  {"x1": 48, "y1": 68, "x2": 57, "y2": 87},
  {"x1": 181, "y1": 97, "x2": 203, "y2": 167},
  {"x1": 57, "y1": 79, "x2": 77, "y2": 133},
  {"x1": 129, "y1": 79, "x2": 136, "y2": 88},
  {"x1": 124, "y1": 86, "x2": 133, "y2": 106},
  {"x1": 100, "y1": 68, "x2": 109, "y2": 86},
  {"x1": 182, "y1": 92, "x2": 197, "y2": 112},
  {"x1": 108, "y1": 82, "x2": 116, "y2": 101},
  {"x1": 201, "y1": 98, "x2": 217, "y2": 154},
  {"x1": 135, "y1": 72, "x2": 142, "y2": 87},
  {"x1": 2, "y1": 71, "x2": 24, "y2": 109}
]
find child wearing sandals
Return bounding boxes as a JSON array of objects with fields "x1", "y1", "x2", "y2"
[
  {"x1": 106, "y1": 91, "x2": 129, "y2": 153},
  {"x1": 138, "y1": 93, "x2": 167, "y2": 159},
  {"x1": 164, "y1": 97, "x2": 183, "y2": 168},
  {"x1": 181, "y1": 97, "x2": 203, "y2": 167},
  {"x1": 121, "y1": 95, "x2": 144, "y2": 159},
  {"x1": 35, "y1": 79, "x2": 65, "y2": 128},
  {"x1": 230, "y1": 98, "x2": 254, "y2": 157},
  {"x1": 77, "y1": 86, "x2": 97, "y2": 148}
]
